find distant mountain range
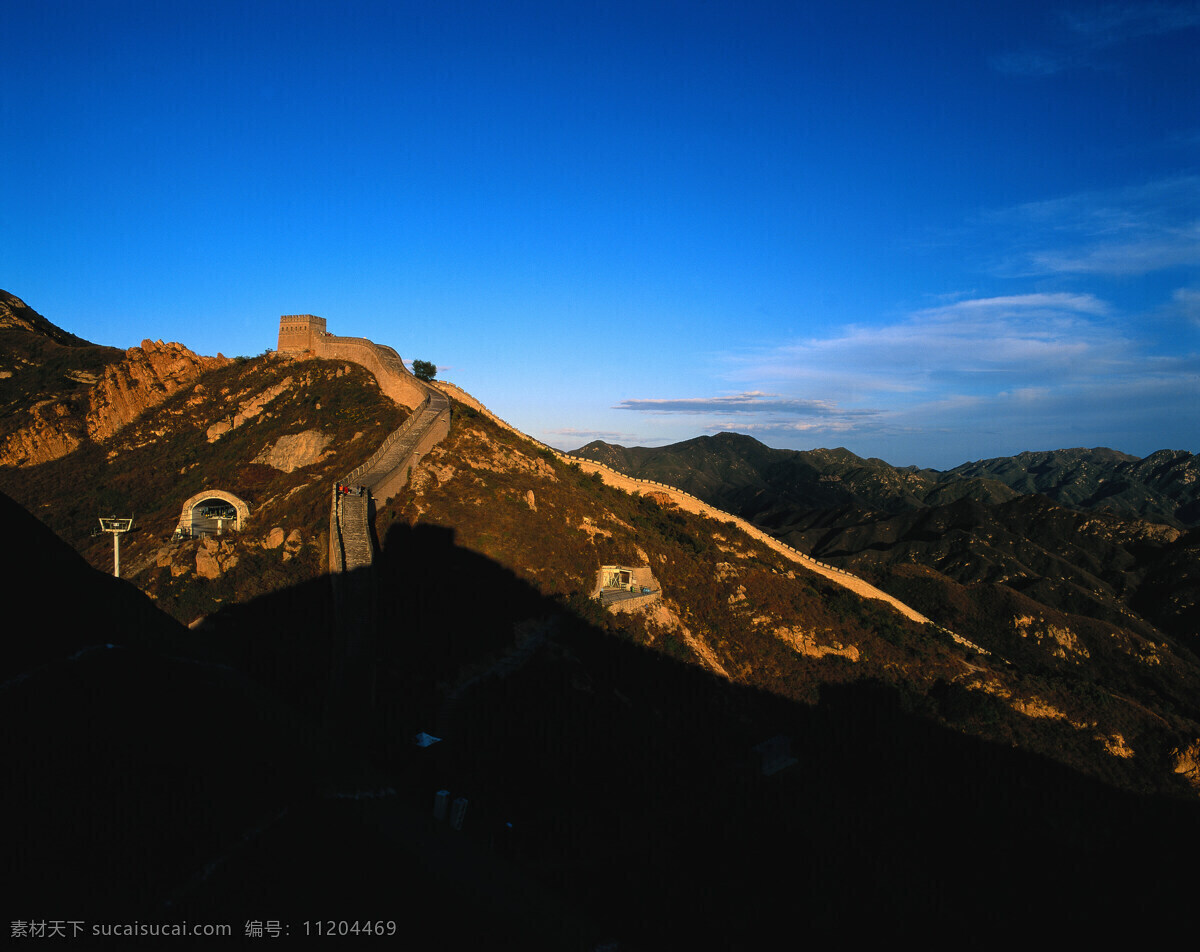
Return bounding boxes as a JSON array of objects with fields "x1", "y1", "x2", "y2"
[
  {"x1": 572, "y1": 433, "x2": 1200, "y2": 527},
  {"x1": 572, "y1": 432, "x2": 1200, "y2": 667}
]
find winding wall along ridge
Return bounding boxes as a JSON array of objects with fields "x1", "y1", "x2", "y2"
[
  {"x1": 431, "y1": 381, "x2": 945, "y2": 630},
  {"x1": 338, "y1": 372, "x2": 979, "y2": 651},
  {"x1": 312, "y1": 334, "x2": 450, "y2": 573}
]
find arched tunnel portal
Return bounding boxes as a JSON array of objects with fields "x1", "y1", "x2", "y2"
[{"x1": 176, "y1": 489, "x2": 250, "y2": 538}]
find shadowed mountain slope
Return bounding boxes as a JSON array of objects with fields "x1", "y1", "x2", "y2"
[
  {"x1": 9, "y1": 484, "x2": 1200, "y2": 945},
  {"x1": 570, "y1": 433, "x2": 1200, "y2": 795},
  {"x1": 0, "y1": 488, "x2": 610, "y2": 947}
]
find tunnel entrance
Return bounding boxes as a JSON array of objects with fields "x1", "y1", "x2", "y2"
[{"x1": 175, "y1": 490, "x2": 250, "y2": 538}]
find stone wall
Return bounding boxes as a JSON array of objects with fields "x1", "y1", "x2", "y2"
[
  {"x1": 277, "y1": 314, "x2": 326, "y2": 354},
  {"x1": 605, "y1": 592, "x2": 663, "y2": 614},
  {"x1": 328, "y1": 484, "x2": 344, "y2": 573},
  {"x1": 362, "y1": 396, "x2": 451, "y2": 504},
  {"x1": 293, "y1": 316, "x2": 452, "y2": 574},
  {"x1": 276, "y1": 314, "x2": 427, "y2": 410},
  {"x1": 315, "y1": 335, "x2": 427, "y2": 410}
]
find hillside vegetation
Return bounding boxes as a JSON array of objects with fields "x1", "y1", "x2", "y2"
[{"x1": 0, "y1": 352, "x2": 406, "y2": 622}]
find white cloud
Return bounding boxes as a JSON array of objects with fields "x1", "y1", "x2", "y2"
[
  {"x1": 730, "y1": 293, "x2": 1128, "y2": 396},
  {"x1": 613, "y1": 392, "x2": 871, "y2": 417},
  {"x1": 666, "y1": 290, "x2": 1200, "y2": 463},
  {"x1": 912, "y1": 293, "x2": 1111, "y2": 322}
]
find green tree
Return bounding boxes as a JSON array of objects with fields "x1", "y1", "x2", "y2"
[{"x1": 412, "y1": 359, "x2": 437, "y2": 381}]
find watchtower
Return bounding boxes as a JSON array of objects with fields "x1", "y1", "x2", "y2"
[{"x1": 277, "y1": 314, "x2": 327, "y2": 354}]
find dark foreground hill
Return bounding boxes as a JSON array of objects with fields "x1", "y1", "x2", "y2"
[{"x1": 7, "y1": 487, "x2": 1200, "y2": 946}]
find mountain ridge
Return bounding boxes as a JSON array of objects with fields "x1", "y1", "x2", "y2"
[
  {"x1": 0, "y1": 289, "x2": 230, "y2": 467},
  {"x1": 573, "y1": 432, "x2": 1199, "y2": 527}
]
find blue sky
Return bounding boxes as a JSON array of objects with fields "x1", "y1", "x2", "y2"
[{"x1": 3, "y1": 0, "x2": 1197, "y2": 468}]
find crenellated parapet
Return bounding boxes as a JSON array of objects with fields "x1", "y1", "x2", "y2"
[
  {"x1": 277, "y1": 314, "x2": 327, "y2": 354},
  {"x1": 277, "y1": 314, "x2": 426, "y2": 410}
]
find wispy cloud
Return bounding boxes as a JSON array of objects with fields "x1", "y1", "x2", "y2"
[
  {"x1": 732, "y1": 293, "x2": 1126, "y2": 395},
  {"x1": 614, "y1": 392, "x2": 866, "y2": 417},
  {"x1": 670, "y1": 290, "x2": 1200, "y2": 463},
  {"x1": 985, "y1": 177, "x2": 1200, "y2": 277},
  {"x1": 611, "y1": 392, "x2": 885, "y2": 443},
  {"x1": 992, "y1": 1, "x2": 1200, "y2": 75},
  {"x1": 1062, "y1": 2, "x2": 1200, "y2": 42},
  {"x1": 1171, "y1": 287, "x2": 1200, "y2": 324},
  {"x1": 541, "y1": 426, "x2": 647, "y2": 446}
]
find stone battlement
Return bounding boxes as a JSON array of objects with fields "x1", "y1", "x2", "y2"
[
  {"x1": 277, "y1": 314, "x2": 426, "y2": 409},
  {"x1": 277, "y1": 314, "x2": 327, "y2": 354}
]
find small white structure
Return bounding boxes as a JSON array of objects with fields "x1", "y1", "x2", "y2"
[
  {"x1": 594, "y1": 563, "x2": 662, "y2": 609},
  {"x1": 97, "y1": 516, "x2": 134, "y2": 577},
  {"x1": 599, "y1": 564, "x2": 646, "y2": 593}
]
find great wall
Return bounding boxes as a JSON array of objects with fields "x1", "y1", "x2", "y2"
[
  {"x1": 278, "y1": 316, "x2": 977, "y2": 672},
  {"x1": 431, "y1": 381, "x2": 976, "y2": 640},
  {"x1": 276, "y1": 315, "x2": 450, "y2": 575}
]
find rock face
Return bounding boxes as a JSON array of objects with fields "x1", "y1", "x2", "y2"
[
  {"x1": 195, "y1": 536, "x2": 239, "y2": 579},
  {"x1": 253, "y1": 429, "x2": 333, "y2": 472},
  {"x1": 205, "y1": 376, "x2": 293, "y2": 442},
  {"x1": 1, "y1": 339, "x2": 229, "y2": 467},
  {"x1": 2, "y1": 399, "x2": 82, "y2": 465},
  {"x1": 1174, "y1": 740, "x2": 1200, "y2": 791},
  {"x1": 89, "y1": 340, "x2": 228, "y2": 443}
]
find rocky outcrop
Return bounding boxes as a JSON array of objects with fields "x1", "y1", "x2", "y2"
[
  {"x1": 1, "y1": 399, "x2": 84, "y2": 466},
  {"x1": 1, "y1": 339, "x2": 229, "y2": 467},
  {"x1": 195, "y1": 536, "x2": 239, "y2": 579},
  {"x1": 88, "y1": 340, "x2": 228, "y2": 442},
  {"x1": 253, "y1": 429, "x2": 333, "y2": 472},
  {"x1": 205, "y1": 376, "x2": 292, "y2": 442},
  {"x1": 773, "y1": 625, "x2": 861, "y2": 662},
  {"x1": 1173, "y1": 740, "x2": 1200, "y2": 792}
]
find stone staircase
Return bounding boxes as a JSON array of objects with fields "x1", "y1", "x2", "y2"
[
  {"x1": 333, "y1": 490, "x2": 373, "y2": 572},
  {"x1": 327, "y1": 357, "x2": 451, "y2": 575}
]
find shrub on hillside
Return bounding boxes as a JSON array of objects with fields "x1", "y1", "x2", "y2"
[{"x1": 412, "y1": 359, "x2": 437, "y2": 381}]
